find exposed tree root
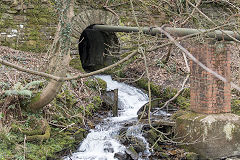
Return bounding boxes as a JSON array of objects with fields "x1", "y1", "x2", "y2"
[{"x1": 12, "y1": 119, "x2": 51, "y2": 142}]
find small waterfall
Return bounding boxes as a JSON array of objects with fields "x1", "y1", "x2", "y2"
[{"x1": 64, "y1": 75, "x2": 149, "y2": 160}]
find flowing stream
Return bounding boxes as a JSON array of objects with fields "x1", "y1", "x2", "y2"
[{"x1": 64, "y1": 75, "x2": 150, "y2": 160}]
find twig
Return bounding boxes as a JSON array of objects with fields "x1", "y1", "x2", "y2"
[
  {"x1": 158, "y1": 26, "x2": 240, "y2": 92},
  {"x1": 153, "y1": 74, "x2": 190, "y2": 114},
  {"x1": 163, "y1": 44, "x2": 173, "y2": 63},
  {"x1": 181, "y1": 0, "x2": 202, "y2": 26},
  {"x1": 187, "y1": 0, "x2": 216, "y2": 25},
  {"x1": 24, "y1": 135, "x2": 27, "y2": 160},
  {"x1": 60, "y1": 123, "x2": 75, "y2": 132},
  {"x1": 49, "y1": 122, "x2": 66, "y2": 128},
  {"x1": 187, "y1": 0, "x2": 240, "y2": 43},
  {"x1": 103, "y1": 5, "x2": 119, "y2": 18}
]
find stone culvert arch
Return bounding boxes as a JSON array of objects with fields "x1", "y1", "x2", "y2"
[{"x1": 71, "y1": 9, "x2": 120, "y2": 71}]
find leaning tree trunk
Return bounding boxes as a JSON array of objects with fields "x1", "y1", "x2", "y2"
[{"x1": 27, "y1": 0, "x2": 75, "y2": 112}]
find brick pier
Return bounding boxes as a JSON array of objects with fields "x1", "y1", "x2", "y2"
[
  {"x1": 175, "y1": 42, "x2": 240, "y2": 159},
  {"x1": 189, "y1": 43, "x2": 231, "y2": 114}
]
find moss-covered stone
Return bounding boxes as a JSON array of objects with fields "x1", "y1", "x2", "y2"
[
  {"x1": 136, "y1": 78, "x2": 162, "y2": 97},
  {"x1": 85, "y1": 78, "x2": 107, "y2": 92},
  {"x1": 186, "y1": 152, "x2": 199, "y2": 160},
  {"x1": 232, "y1": 99, "x2": 240, "y2": 115},
  {"x1": 136, "y1": 78, "x2": 190, "y2": 110},
  {"x1": 69, "y1": 56, "x2": 84, "y2": 72},
  {"x1": 26, "y1": 120, "x2": 51, "y2": 142},
  {"x1": 0, "y1": 0, "x2": 57, "y2": 53},
  {"x1": 176, "y1": 112, "x2": 240, "y2": 159},
  {"x1": 2, "y1": 112, "x2": 87, "y2": 160}
]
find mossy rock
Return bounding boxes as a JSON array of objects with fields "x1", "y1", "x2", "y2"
[
  {"x1": 136, "y1": 78, "x2": 162, "y2": 97},
  {"x1": 5, "y1": 118, "x2": 87, "y2": 160},
  {"x1": 176, "y1": 96, "x2": 190, "y2": 110},
  {"x1": 85, "y1": 77, "x2": 107, "y2": 92},
  {"x1": 171, "y1": 110, "x2": 188, "y2": 120},
  {"x1": 232, "y1": 99, "x2": 240, "y2": 115},
  {"x1": 0, "y1": 0, "x2": 57, "y2": 53},
  {"x1": 69, "y1": 56, "x2": 84, "y2": 72},
  {"x1": 136, "y1": 78, "x2": 190, "y2": 110},
  {"x1": 186, "y1": 152, "x2": 199, "y2": 160}
]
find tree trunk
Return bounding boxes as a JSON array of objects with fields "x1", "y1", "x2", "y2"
[{"x1": 27, "y1": 0, "x2": 75, "y2": 112}]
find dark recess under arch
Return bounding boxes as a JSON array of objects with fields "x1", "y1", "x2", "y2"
[{"x1": 78, "y1": 25, "x2": 119, "y2": 71}]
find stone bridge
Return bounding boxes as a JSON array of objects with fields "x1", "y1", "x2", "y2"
[{"x1": 70, "y1": 9, "x2": 119, "y2": 71}]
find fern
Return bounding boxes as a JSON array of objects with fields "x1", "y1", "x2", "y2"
[
  {"x1": 23, "y1": 81, "x2": 44, "y2": 90},
  {"x1": 4, "y1": 81, "x2": 44, "y2": 97},
  {"x1": 13, "y1": 82, "x2": 23, "y2": 90},
  {"x1": 18, "y1": 90, "x2": 32, "y2": 97},
  {"x1": 5, "y1": 90, "x2": 18, "y2": 96},
  {"x1": 0, "y1": 82, "x2": 10, "y2": 89}
]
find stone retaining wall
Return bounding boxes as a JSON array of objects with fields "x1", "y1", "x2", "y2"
[{"x1": 0, "y1": 0, "x2": 57, "y2": 52}]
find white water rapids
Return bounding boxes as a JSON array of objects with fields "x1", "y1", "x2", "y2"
[{"x1": 64, "y1": 75, "x2": 150, "y2": 160}]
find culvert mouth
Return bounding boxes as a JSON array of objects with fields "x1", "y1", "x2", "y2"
[{"x1": 78, "y1": 25, "x2": 119, "y2": 72}]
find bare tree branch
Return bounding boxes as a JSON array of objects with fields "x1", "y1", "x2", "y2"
[
  {"x1": 0, "y1": 50, "x2": 138, "y2": 81},
  {"x1": 158, "y1": 26, "x2": 240, "y2": 92}
]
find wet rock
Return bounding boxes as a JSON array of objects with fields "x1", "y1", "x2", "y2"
[
  {"x1": 2, "y1": 13, "x2": 13, "y2": 20},
  {"x1": 119, "y1": 127, "x2": 127, "y2": 136},
  {"x1": 114, "y1": 152, "x2": 130, "y2": 160},
  {"x1": 103, "y1": 141, "x2": 114, "y2": 153},
  {"x1": 7, "y1": 10, "x2": 18, "y2": 14},
  {"x1": 2, "y1": 0, "x2": 14, "y2": 4},
  {"x1": 103, "y1": 147, "x2": 114, "y2": 153},
  {"x1": 125, "y1": 146, "x2": 139, "y2": 160},
  {"x1": 27, "y1": 4, "x2": 35, "y2": 9},
  {"x1": 131, "y1": 137, "x2": 147, "y2": 153},
  {"x1": 159, "y1": 152, "x2": 170, "y2": 158},
  {"x1": 185, "y1": 152, "x2": 199, "y2": 160}
]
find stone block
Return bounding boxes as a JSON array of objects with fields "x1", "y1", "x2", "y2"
[{"x1": 175, "y1": 112, "x2": 240, "y2": 159}]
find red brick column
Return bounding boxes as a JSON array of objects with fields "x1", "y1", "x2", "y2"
[{"x1": 189, "y1": 43, "x2": 231, "y2": 114}]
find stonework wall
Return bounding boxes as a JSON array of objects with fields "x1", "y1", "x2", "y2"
[
  {"x1": 0, "y1": 0, "x2": 234, "y2": 54},
  {"x1": 0, "y1": 0, "x2": 57, "y2": 52},
  {"x1": 190, "y1": 43, "x2": 231, "y2": 114}
]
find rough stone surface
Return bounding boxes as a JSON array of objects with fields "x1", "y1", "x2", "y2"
[
  {"x1": 72, "y1": 9, "x2": 119, "y2": 71},
  {"x1": 175, "y1": 112, "x2": 240, "y2": 159}
]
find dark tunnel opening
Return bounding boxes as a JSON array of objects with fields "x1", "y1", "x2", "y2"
[{"x1": 78, "y1": 25, "x2": 119, "y2": 72}]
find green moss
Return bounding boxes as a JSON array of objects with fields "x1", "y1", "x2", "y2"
[
  {"x1": 176, "y1": 96, "x2": 190, "y2": 110},
  {"x1": 178, "y1": 111, "x2": 206, "y2": 121},
  {"x1": 0, "y1": 18, "x2": 14, "y2": 28},
  {"x1": 186, "y1": 152, "x2": 199, "y2": 160},
  {"x1": 29, "y1": 92, "x2": 41, "y2": 104},
  {"x1": 69, "y1": 56, "x2": 84, "y2": 72},
  {"x1": 85, "y1": 78, "x2": 107, "y2": 92},
  {"x1": 26, "y1": 120, "x2": 51, "y2": 142},
  {"x1": 136, "y1": 78, "x2": 162, "y2": 97},
  {"x1": 1, "y1": 116, "x2": 87, "y2": 160},
  {"x1": 171, "y1": 110, "x2": 188, "y2": 120},
  {"x1": 232, "y1": 99, "x2": 240, "y2": 115},
  {"x1": 56, "y1": 90, "x2": 77, "y2": 108}
]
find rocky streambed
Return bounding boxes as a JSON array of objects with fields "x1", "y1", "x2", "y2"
[{"x1": 63, "y1": 75, "x2": 196, "y2": 160}]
